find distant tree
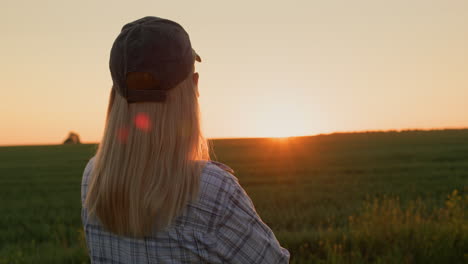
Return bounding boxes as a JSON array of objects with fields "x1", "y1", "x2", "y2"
[{"x1": 63, "y1": 132, "x2": 81, "y2": 144}]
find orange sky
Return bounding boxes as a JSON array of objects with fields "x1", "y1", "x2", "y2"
[{"x1": 1, "y1": 0, "x2": 467, "y2": 146}]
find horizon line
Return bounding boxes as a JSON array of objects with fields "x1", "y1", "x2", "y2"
[{"x1": 1, "y1": 126, "x2": 467, "y2": 148}]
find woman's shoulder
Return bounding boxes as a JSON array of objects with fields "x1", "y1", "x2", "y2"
[
  {"x1": 84, "y1": 156, "x2": 96, "y2": 172},
  {"x1": 206, "y1": 160, "x2": 235, "y2": 174},
  {"x1": 81, "y1": 156, "x2": 96, "y2": 205},
  {"x1": 81, "y1": 158, "x2": 240, "y2": 197},
  {"x1": 82, "y1": 158, "x2": 237, "y2": 185},
  {"x1": 197, "y1": 160, "x2": 241, "y2": 201},
  {"x1": 82, "y1": 157, "x2": 96, "y2": 183},
  {"x1": 200, "y1": 160, "x2": 238, "y2": 185}
]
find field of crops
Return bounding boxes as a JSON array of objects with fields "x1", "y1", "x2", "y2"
[{"x1": 0, "y1": 129, "x2": 467, "y2": 263}]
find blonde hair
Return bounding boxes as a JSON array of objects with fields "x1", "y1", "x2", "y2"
[{"x1": 84, "y1": 69, "x2": 210, "y2": 237}]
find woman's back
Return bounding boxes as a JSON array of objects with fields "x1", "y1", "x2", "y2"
[
  {"x1": 81, "y1": 16, "x2": 289, "y2": 263},
  {"x1": 81, "y1": 157, "x2": 290, "y2": 263}
]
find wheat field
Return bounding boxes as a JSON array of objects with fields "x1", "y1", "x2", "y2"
[{"x1": 0, "y1": 130, "x2": 467, "y2": 263}]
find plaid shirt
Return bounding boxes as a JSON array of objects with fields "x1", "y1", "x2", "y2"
[{"x1": 81, "y1": 158, "x2": 290, "y2": 263}]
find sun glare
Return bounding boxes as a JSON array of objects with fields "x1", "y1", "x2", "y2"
[
  {"x1": 269, "y1": 131, "x2": 293, "y2": 139},
  {"x1": 254, "y1": 103, "x2": 310, "y2": 139}
]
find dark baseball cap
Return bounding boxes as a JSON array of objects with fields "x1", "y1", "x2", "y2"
[{"x1": 109, "y1": 16, "x2": 201, "y2": 103}]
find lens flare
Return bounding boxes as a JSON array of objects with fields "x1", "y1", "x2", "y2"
[
  {"x1": 134, "y1": 113, "x2": 151, "y2": 132},
  {"x1": 117, "y1": 127, "x2": 129, "y2": 143}
]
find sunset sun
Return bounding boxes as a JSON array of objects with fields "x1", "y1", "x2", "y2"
[{"x1": 254, "y1": 103, "x2": 310, "y2": 138}]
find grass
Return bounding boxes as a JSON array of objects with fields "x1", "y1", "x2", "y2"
[{"x1": 0, "y1": 129, "x2": 467, "y2": 263}]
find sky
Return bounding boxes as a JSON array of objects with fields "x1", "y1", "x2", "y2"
[{"x1": 1, "y1": 0, "x2": 467, "y2": 146}]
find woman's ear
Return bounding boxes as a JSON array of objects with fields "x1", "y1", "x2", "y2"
[
  {"x1": 193, "y1": 72, "x2": 199, "y2": 86},
  {"x1": 193, "y1": 72, "x2": 199, "y2": 97}
]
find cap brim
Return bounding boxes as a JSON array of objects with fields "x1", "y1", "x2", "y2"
[{"x1": 192, "y1": 49, "x2": 201, "y2": 62}]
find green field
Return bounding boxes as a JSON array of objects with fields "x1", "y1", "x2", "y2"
[{"x1": 0, "y1": 129, "x2": 467, "y2": 263}]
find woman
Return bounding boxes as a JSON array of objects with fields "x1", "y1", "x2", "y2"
[{"x1": 81, "y1": 16, "x2": 290, "y2": 263}]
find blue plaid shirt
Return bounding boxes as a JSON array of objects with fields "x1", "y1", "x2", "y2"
[{"x1": 81, "y1": 158, "x2": 290, "y2": 263}]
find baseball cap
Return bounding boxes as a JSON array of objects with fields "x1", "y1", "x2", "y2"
[{"x1": 109, "y1": 16, "x2": 201, "y2": 103}]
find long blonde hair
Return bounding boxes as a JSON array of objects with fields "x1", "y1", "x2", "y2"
[{"x1": 84, "y1": 68, "x2": 210, "y2": 237}]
